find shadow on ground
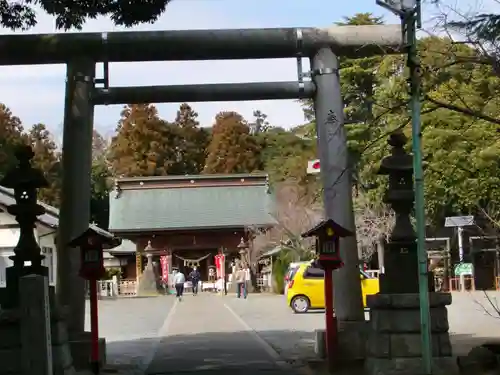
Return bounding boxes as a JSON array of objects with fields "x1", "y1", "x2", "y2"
[
  {"x1": 105, "y1": 330, "x2": 317, "y2": 375},
  {"x1": 103, "y1": 330, "x2": 493, "y2": 375}
]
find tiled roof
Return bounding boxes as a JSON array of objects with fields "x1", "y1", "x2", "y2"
[{"x1": 109, "y1": 174, "x2": 276, "y2": 232}]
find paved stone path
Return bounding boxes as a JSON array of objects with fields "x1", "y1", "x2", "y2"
[
  {"x1": 145, "y1": 294, "x2": 300, "y2": 375},
  {"x1": 84, "y1": 296, "x2": 176, "y2": 374},
  {"x1": 82, "y1": 291, "x2": 500, "y2": 375}
]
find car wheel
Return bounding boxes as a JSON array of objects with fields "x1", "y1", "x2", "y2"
[{"x1": 291, "y1": 295, "x2": 310, "y2": 313}]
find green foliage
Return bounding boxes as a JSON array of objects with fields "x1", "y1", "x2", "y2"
[
  {"x1": 0, "y1": 0, "x2": 173, "y2": 30},
  {"x1": 90, "y1": 159, "x2": 112, "y2": 229},
  {"x1": 298, "y1": 13, "x2": 387, "y2": 165},
  {"x1": 272, "y1": 255, "x2": 289, "y2": 294},
  {"x1": 0, "y1": 104, "x2": 25, "y2": 179},
  {"x1": 447, "y1": 13, "x2": 500, "y2": 45},
  {"x1": 28, "y1": 123, "x2": 61, "y2": 207},
  {"x1": 204, "y1": 111, "x2": 262, "y2": 174},
  {"x1": 103, "y1": 267, "x2": 122, "y2": 280},
  {"x1": 170, "y1": 103, "x2": 210, "y2": 175},
  {"x1": 256, "y1": 128, "x2": 316, "y2": 186},
  {"x1": 359, "y1": 36, "x2": 500, "y2": 224}
]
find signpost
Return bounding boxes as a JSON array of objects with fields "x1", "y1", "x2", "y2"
[
  {"x1": 454, "y1": 263, "x2": 473, "y2": 276},
  {"x1": 445, "y1": 215, "x2": 474, "y2": 291}
]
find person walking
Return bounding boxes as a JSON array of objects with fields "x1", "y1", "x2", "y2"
[
  {"x1": 235, "y1": 266, "x2": 247, "y2": 299},
  {"x1": 189, "y1": 266, "x2": 201, "y2": 296},
  {"x1": 244, "y1": 264, "x2": 251, "y2": 297},
  {"x1": 173, "y1": 270, "x2": 186, "y2": 301}
]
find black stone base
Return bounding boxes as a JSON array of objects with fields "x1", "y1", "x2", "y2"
[{"x1": 1, "y1": 265, "x2": 49, "y2": 308}]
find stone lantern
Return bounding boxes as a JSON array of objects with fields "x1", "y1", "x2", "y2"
[
  {"x1": 237, "y1": 237, "x2": 248, "y2": 267},
  {"x1": 377, "y1": 131, "x2": 420, "y2": 294},
  {"x1": 365, "y1": 132, "x2": 454, "y2": 375},
  {"x1": 0, "y1": 145, "x2": 49, "y2": 308},
  {"x1": 136, "y1": 240, "x2": 158, "y2": 296}
]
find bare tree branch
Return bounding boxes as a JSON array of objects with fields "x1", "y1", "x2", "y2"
[
  {"x1": 246, "y1": 181, "x2": 324, "y2": 266},
  {"x1": 354, "y1": 191, "x2": 394, "y2": 261},
  {"x1": 424, "y1": 94, "x2": 500, "y2": 125}
]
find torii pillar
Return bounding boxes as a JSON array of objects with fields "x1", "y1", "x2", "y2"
[{"x1": 312, "y1": 48, "x2": 366, "y2": 360}]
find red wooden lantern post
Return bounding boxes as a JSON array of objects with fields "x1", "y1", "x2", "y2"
[
  {"x1": 68, "y1": 228, "x2": 121, "y2": 375},
  {"x1": 302, "y1": 219, "x2": 353, "y2": 368}
]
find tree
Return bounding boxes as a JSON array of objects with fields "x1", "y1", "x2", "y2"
[
  {"x1": 249, "y1": 110, "x2": 271, "y2": 134},
  {"x1": 0, "y1": 103, "x2": 25, "y2": 179},
  {"x1": 359, "y1": 36, "x2": 500, "y2": 225},
  {"x1": 90, "y1": 129, "x2": 112, "y2": 229},
  {"x1": 27, "y1": 123, "x2": 61, "y2": 207},
  {"x1": 353, "y1": 191, "x2": 394, "y2": 262},
  {"x1": 169, "y1": 103, "x2": 209, "y2": 175},
  {"x1": 203, "y1": 111, "x2": 262, "y2": 174},
  {"x1": 246, "y1": 182, "x2": 323, "y2": 292},
  {"x1": 92, "y1": 129, "x2": 109, "y2": 162},
  {"x1": 298, "y1": 13, "x2": 387, "y2": 165},
  {"x1": 0, "y1": 0, "x2": 174, "y2": 30},
  {"x1": 248, "y1": 182, "x2": 323, "y2": 262},
  {"x1": 256, "y1": 128, "x2": 318, "y2": 195},
  {"x1": 108, "y1": 104, "x2": 178, "y2": 177},
  {"x1": 90, "y1": 159, "x2": 112, "y2": 229}
]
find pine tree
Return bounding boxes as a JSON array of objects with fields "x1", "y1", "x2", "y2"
[
  {"x1": 169, "y1": 103, "x2": 209, "y2": 175},
  {"x1": 28, "y1": 123, "x2": 61, "y2": 206},
  {"x1": 0, "y1": 103, "x2": 25, "y2": 179},
  {"x1": 108, "y1": 104, "x2": 178, "y2": 177},
  {"x1": 203, "y1": 111, "x2": 262, "y2": 174},
  {"x1": 249, "y1": 110, "x2": 271, "y2": 134}
]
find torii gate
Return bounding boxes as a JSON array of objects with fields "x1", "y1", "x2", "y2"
[{"x1": 0, "y1": 25, "x2": 402, "y2": 348}]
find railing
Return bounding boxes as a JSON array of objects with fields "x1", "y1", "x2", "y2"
[
  {"x1": 84, "y1": 279, "x2": 137, "y2": 298},
  {"x1": 117, "y1": 280, "x2": 137, "y2": 296},
  {"x1": 449, "y1": 276, "x2": 475, "y2": 291}
]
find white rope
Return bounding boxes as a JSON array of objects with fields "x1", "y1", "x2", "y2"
[{"x1": 174, "y1": 253, "x2": 212, "y2": 267}]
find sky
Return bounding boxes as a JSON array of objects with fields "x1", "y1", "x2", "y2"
[{"x1": 0, "y1": 0, "x2": 494, "y2": 140}]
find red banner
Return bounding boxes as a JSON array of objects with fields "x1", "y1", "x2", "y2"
[
  {"x1": 215, "y1": 254, "x2": 225, "y2": 278},
  {"x1": 160, "y1": 255, "x2": 169, "y2": 281}
]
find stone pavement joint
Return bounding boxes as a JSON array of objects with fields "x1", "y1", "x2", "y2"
[{"x1": 145, "y1": 294, "x2": 299, "y2": 375}]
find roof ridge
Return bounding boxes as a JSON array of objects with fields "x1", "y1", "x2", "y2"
[{"x1": 115, "y1": 172, "x2": 269, "y2": 185}]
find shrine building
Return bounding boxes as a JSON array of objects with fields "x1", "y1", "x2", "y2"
[{"x1": 107, "y1": 173, "x2": 276, "y2": 282}]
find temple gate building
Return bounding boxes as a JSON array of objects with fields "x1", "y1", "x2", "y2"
[{"x1": 107, "y1": 173, "x2": 276, "y2": 282}]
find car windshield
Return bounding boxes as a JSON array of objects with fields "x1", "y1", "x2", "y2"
[{"x1": 360, "y1": 269, "x2": 374, "y2": 279}]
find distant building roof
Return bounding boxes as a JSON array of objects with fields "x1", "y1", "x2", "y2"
[
  {"x1": 0, "y1": 185, "x2": 116, "y2": 241},
  {"x1": 108, "y1": 173, "x2": 277, "y2": 233},
  {"x1": 108, "y1": 239, "x2": 136, "y2": 254}
]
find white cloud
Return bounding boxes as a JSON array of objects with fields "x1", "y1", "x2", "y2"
[{"x1": 0, "y1": 1, "x2": 309, "y2": 135}]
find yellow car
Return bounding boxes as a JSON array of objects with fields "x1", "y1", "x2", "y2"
[{"x1": 286, "y1": 262, "x2": 380, "y2": 313}]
